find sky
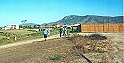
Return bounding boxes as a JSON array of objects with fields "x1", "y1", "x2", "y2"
[{"x1": 0, "y1": 0, "x2": 123, "y2": 26}]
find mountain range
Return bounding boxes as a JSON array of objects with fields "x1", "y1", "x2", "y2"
[
  {"x1": 20, "y1": 15, "x2": 123, "y2": 26},
  {"x1": 45, "y1": 15, "x2": 123, "y2": 25}
]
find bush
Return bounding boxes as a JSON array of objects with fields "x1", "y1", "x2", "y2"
[
  {"x1": 89, "y1": 34, "x2": 107, "y2": 40},
  {"x1": 49, "y1": 53, "x2": 63, "y2": 60}
]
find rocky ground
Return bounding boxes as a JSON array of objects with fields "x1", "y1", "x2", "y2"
[{"x1": 0, "y1": 33, "x2": 124, "y2": 63}]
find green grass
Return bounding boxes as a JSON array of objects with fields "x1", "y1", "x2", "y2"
[
  {"x1": 0, "y1": 29, "x2": 34, "y2": 35},
  {"x1": 50, "y1": 28, "x2": 59, "y2": 35},
  {"x1": 0, "y1": 35, "x2": 6, "y2": 39},
  {"x1": 0, "y1": 28, "x2": 60, "y2": 45},
  {"x1": 0, "y1": 28, "x2": 74, "y2": 45}
]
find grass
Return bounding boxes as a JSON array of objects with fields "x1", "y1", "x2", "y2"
[
  {"x1": 0, "y1": 35, "x2": 6, "y2": 39},
  {"x1": 0, "y1": 28, "x2": 74, "y2": 45},
  {"x1": 0, "y1": 28, "x2": 60, "y2": 45},
  {"x1": 50, "y1": 28, "x2": 60, "y2": 35},
  {"x1": 0, "y1": 29, "x2": 34, "y2": 35},
  {"x1": 0, "y1": 29, "x2": 38, "y2": 44}
]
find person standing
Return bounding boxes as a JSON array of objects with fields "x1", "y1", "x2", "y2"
[
  {"x1": 47, "y1": 29, "x2": 50, "y2": 36},
  {"x1": 59, "y1": 27, "x2": 63, "y2": 37},
  {"x1": 62, "y1": 26, "x2": 67, "y2": 37},
  {"x1": 43, "y1": 29, "x2": 48, "y2": 41}
]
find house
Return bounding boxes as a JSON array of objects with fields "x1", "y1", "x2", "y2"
[{"x1": 4, "y1": 24, "x2": 19, "y2": 30}]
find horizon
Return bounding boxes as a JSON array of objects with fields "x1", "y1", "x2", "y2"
[{"x1": 0, "y1": 0, "x2": 123, "y2": 27}]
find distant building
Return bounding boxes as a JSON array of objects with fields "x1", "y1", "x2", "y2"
[
  {"x1": 62, "y1": 25, "x2": 71, "y2": 28},
  {"x1": 71, "y1": 24, "x2": 81, "y2": 32},
  {"x1": 71, "y1": 24, "x2": 80, "y2": 27},
  {"x1": 55, "y1": 24, "x2": 62, "y2": 27},
  {"x1": 31, "y1": 25, "x2": 54, "y2": 31},
  {"x1": 3, "y1": 24, "x2": 19, "y2": 30}
]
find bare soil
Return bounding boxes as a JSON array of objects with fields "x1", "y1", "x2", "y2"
[{"x1": 0, "y1": 33, "x2": 124, "y2": 63}]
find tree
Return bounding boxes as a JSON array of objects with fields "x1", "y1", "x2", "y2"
[
  {"x1": 33, "y1": 25, "x2": 37, "y2": 28},
  {"x1": 45, "y1": 24, "x2": 50, "y2": 26},
  {"x1": 23, "y1": 20, "x2": 27, "y2": 24},
  {"x1": 21, "y1": 20, "x2": 27, "y2": 29},
  {"x1": 21, "y1": 20, "x2": 27, "y2": 25},
  {"x1": 21, "y1": 20, "x2": 23, "y2": 23}
]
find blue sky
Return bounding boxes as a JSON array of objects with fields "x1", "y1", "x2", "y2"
[{"x1": 0, "y1": 0, "x2": 123, "y2": 26}]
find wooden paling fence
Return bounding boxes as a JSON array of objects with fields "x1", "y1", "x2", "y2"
[{"x1": 80, "y1": 23, "x2": 124, "y2": 32}]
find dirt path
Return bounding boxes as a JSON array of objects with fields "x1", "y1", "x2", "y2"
[{"x1": 0, "y1": 34, "x2": 60, "y2": 49}]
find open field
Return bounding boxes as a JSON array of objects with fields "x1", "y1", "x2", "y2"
[
  {"x1": 0, "y1": 29, "x2": 40, "y2": 45},
  {"x1": 0, "y1": 29, "x2": 35, "y2": 40},
  {"x1": 0, "y1": 33, "x2": 124, "y2": 63},
  {"x1": 0, "y1": 35, "x2": 6, "y2": 39},
  {"x1": 0, "y1": 28, "x2": 60, "y2": 45},
  {"x1": 0, "y1": 29, "x2": 35, "y2": 35}
]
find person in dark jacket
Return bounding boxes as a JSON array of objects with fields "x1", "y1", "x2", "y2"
[{"x1": 59, "y1": 27, "x2": 63, "y2": 37}]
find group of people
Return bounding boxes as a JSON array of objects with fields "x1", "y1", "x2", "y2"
[
  {"x1": 43, "y1": 26, "x2": 67, "y2": 41},
  {"x1": 59, "y1": 26, "x2": 67, "y2": 37}
]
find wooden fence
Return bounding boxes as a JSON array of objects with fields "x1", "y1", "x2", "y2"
[{"x1": 80, "y1": 23, "x2": 124, "y2": 32}]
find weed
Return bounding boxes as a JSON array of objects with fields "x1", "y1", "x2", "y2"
[{"x1": 49, "y1": 53, "x2": 63, "y2": 60}]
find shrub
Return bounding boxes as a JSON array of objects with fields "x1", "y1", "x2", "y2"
[
  {"x1": 49, "y1": 53, "x2": 63, "y2": 60},
  {"x1": 89, "y1": 34, "x2": 107, "y2": 40}
]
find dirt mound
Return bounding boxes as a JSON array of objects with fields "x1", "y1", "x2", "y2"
[
  {"x1": 68, "y1": 34, "x2": 112, "y2": 62},
  {"x1": 69, "y1": 34, "x2": 109, "y2": 53}
]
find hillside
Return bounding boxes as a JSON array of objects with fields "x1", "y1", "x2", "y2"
[{"x1": 44, "y1": 15, "x2": 123, "y2": 25}]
